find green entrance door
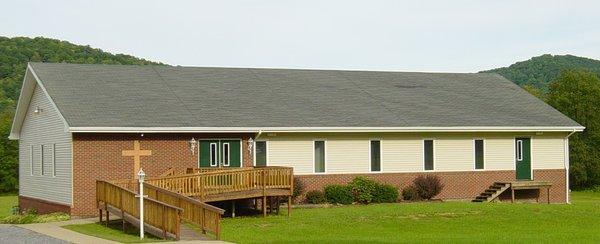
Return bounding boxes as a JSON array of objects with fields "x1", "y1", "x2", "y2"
[
  {"x1": 199, "y1": 140, "x2": 241, "y2": 168},
  {"x1": 515, "y1": 138, "x2": 531, "y2": 180}
]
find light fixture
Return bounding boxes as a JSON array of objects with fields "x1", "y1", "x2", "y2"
[
  {"x1": 189, "y1": 137, "x2": 197, "y2": 154},
  {"x1": 248, "y1": 138, "x2": 254, "y2": 153},
  {"x1": 33, "y1": 106, "x2": 42, "y2": 114}
]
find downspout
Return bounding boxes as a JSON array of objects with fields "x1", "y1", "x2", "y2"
[
  {"x1": 252, "y1": 130, "x2": 262, "y2": 166},
  {"x1": 565, "y1": 129, "x2": 576, "y2": 204}
]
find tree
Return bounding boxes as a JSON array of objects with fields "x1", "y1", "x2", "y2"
[{"x1": 547, "y1": 70, "x2": 600, "y2": 189}]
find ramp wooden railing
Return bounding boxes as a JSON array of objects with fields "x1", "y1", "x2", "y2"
[
  {"x1": 144, "y1": 183, "x2": 225, "y2": 239},
  {"x1": 96, "y1": 180, "x2": 183, "y2": 240},
  {"x1": 146, "y1": 166, "x2": 294, "y2": 200}
]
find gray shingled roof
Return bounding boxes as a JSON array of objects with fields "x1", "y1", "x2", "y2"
[{"x1": 29, "y1": 62, "x2": 581, "y2": 128}]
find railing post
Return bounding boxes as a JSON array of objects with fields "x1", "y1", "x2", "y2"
[
  {"x1": 176, "y1": 211, "x2": 181, "y2": 241},
  {"x1": 162, "y1": 205, "x2": 167, "y2": 239}
]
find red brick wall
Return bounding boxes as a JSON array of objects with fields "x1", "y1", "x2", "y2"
[
  {"x1": 72, "y1": 133, "x2": 255, "y2": 216},
  {"x1": 295, "y1": 169, "x2": 566, "y2": 203},
  {"x1": 19, "y1": 195, "x2": 71, "y2": 215}
]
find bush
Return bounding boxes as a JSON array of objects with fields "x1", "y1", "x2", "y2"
[
  {"x1": 324, "y1": 185, "x2": 353, "y2": 204},
  {"x1": 401, "y1": 185, "x2": 421, "y2": 201},
  {"x1": 372, "y1": 183, "x2": 399, "y2": 203},
  {"x1": 305, "y1": 190, "x2": 326, "y2": 204},
  {"x1": 293, "y1": 177, "x2": 304, "y2": 198},
  {"x1": 349, "y1": 177, "x2": 378, "y2": 204},
  {"x1": 413, "y1": 175, "x2": 444, "y2": 200},
  {"x1": 0, "y1": 212, "x2": 70, "y2": 224}
]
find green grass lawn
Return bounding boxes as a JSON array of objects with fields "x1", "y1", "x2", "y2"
[
  {"x1": 221, "y1": 191, "x2": 600, "y2": 243},
  {"x1": 0, "y1": 194, "x2": 17, "y2": 218},
  {"x1": 63, "y1": 220, "x2": 164, "y2": 243}
]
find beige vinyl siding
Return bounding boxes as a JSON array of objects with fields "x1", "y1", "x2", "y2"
[
  {"x1": 19, "y1": 83, "x2": 72, "y2": 205},
  {"x1": 479, "y1": 137, "x2": 514, "y2": 170},
  {"x1": 435, "y1": 139, "x2": 473, "y2": 171},
  {"x1": 327, "y1": 140, "x2": 369, "y2": 173},
  {"x1": 532, "y1": 135, "x2": 565, "y2": 169},
  {"x1": 267, "y1": 140, "x2": 314, "y2": 174},
  {"x1": 262, "y1": 132, "x2": 567, "y2": 174},
  {"x1": 381, "y1": 139, "x2": 423, "y2": 172}
]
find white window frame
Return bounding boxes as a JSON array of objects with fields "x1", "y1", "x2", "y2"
[
  {"x1": 516, "y1": 139, "x2": 523, "y2": 161},
  {"x1": 222, "y1": 142, "x2": 230, "y2": 167},
  {"x1": 29, "y1": 145, "x2": 34, "y2": 176},
  {"x1": 52, "y1": 144, "x2": 56, "y2": 177},
  {"x1": 473, "y1": 139, "x2": 485, "y2": 170},
  {"x1": 313, "y1": 140, "x2": 327, "y2": 174},
  {"x1": 209, "y1": 142, "x2": 218, "y2": 167},
  {"x1": 253, "y1": 140, "x2": 268, "y2": 167},
  {"x1": 369, "y1": 139, "x2": 382, "y2": 172},
  {"x1": 423, "y1": 139, "x2": 435, "y2": 171}
]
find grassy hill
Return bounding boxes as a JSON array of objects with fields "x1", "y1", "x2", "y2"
[
  {"x1": 0, "y1": 36, "x2": 161, "y2": 192},
  {"x1": 481, "y1": 54, "x2": 600, "y2": 92}
]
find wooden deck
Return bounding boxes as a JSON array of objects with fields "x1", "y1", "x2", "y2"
[
  {"x1": 500, "y1": 181, "x2": 553, "y2": 204},
  {"x1": 145, "y1": 166, "x2": 294, "y2": 217}
]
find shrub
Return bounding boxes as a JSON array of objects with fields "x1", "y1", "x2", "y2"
[
  {"x1": 401, "y1": 185, "x2": 421, "y2": 201},
  {"x1": 372, "y1": 183, "x2": 399, "y2": 203},
  {"x1": 413, "y1": 175, "x2": 444, "y2": 200},
  {"x1": 293, "y1": 177, "x2": 304, "y2": 198},
  {"x1": 324, "y1": 185, "x2": 353, "y2": 204},
  {"x1": 305, "y1": 190, "x2": 326, "y2": 204},
  {"x1": 349, "y1": 177, "x2": 377, "y2": 204},
  {"x1": 0, "y1": 212, "x2": 70, "y2": 224}
]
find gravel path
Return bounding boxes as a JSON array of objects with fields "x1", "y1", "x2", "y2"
[{"x1": 0, "y1": 225, "x2": 68, "y2": 244}]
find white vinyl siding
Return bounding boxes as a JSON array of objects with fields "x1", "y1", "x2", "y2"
[
  {"x1": 435, "y1": 139, "x2": 473, "y2": 171},
  {"x1": 18, "y1": 83, "x2": 72, "y2": 205},
  {"x1": 532, "y1": 135, "x2": 565, "y2": 169}
]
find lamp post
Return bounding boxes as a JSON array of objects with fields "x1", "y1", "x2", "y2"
[{"x1": 137, "y1": 169, "x2": 146, "y2": 239}]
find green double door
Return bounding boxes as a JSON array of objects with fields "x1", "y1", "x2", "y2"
[
  {"x1": 199, "y1": 140, "x2": 241, "y2": 168},
  {"x1": 515, "y1": 138, "x2": 532, "y2": 180}
]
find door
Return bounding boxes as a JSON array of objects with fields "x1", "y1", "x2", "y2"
[
  {"x1": 199, "y1": 140, "x2": 241, "y2": 168},
  {"x1": 515, "y1": 138, "x2": 531, "y2": 180}
]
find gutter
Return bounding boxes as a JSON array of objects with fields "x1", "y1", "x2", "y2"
[{"x1": 564, "y1": 129, "x2": 577, "y2": 204}]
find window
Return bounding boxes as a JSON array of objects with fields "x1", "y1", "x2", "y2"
[
  {"x1": 209, "y1": 143, "x2": 218, "y2": 166},
  {"x1": 30, "y1": 145, "x2": 34, "y2": 176},
  {"x1": 255, "y1": 141, "x2": 267, "y2": 167},
  {"x1": 370, "y1": 140, "x2": 381, "y2": 172},
  {"x1": 424, "y1": 140, "x2": 434, "y2": 171},
  {"x1": 516, "y1": 139, "x2": 523, "y2": 161},
  {"x1": 474, "y1": 140, "x2": 484, "y2": 169},
  {"x1": 222, "y1": 143, "x2": 230, "y2": 166},
  {"x1": 40, "y1": 145, "x2": 45, "y2": 175},
  {"x1": 52, "y1": 144, "x2": 56, "y2": 177},
  {"x1": 314, "y1": 141, "x2": 325, "y2": 173}
]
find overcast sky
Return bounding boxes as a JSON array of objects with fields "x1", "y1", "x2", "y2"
[{"x1": 1, "y1": 0, "x2": 599, "y2": 72}]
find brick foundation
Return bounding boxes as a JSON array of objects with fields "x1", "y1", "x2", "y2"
[
  {"x1": 295, "y1": 169, "x2": 566, "y2": 203},
  {"x1": 19, "y1": 195, "x2": 71, "y2": 215},
  {"x1": 71, "y1": 133, "x2": 254, "y2": 216}
]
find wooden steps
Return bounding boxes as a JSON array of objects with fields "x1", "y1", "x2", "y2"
[{"x1": 473, "y1": 182, "x2": 510, "y2": 202}]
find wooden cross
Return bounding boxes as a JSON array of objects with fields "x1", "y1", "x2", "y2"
[{"x1": 122, "y1": 140, "x2": 152, "y2": 179}]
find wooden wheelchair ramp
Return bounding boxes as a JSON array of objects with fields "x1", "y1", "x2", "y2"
[
  {"x1": 96, "y1": 180, "x2": 225, "y2": 240},
  {"x1": 145, "y1": 166, "x2": 295, "y2": 216}
]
